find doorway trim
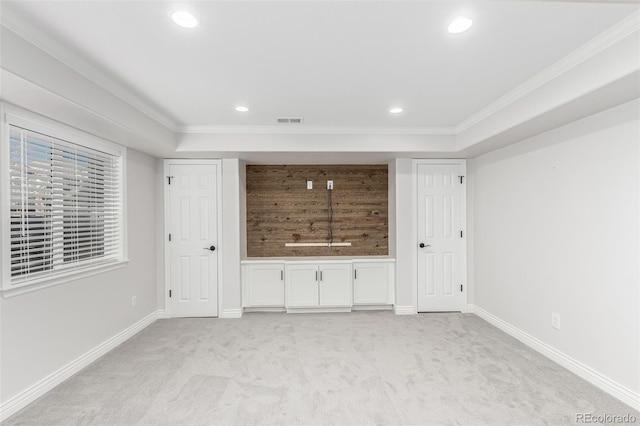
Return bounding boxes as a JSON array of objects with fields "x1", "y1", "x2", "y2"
[
  {"x1": 411, "y1": 159, "x2": 467, "y2": 312},
  {"x1": 163, "y1": 159, "x2": 223, "y2": 318}
]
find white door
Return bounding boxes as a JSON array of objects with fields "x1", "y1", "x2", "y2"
[
  {"x1": 319, "y1": 264, "x2": 352, "y2": 307},
  {"x1": 417, "y1": 163, "x2": 465, "y2": 312},
  {"x1": 168, "y1": 163, "x2": 219, "y2": 317}
]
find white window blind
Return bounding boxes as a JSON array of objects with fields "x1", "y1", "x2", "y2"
[{"x1": 8, "y1": 124, "x2": 124, "y2": 287}]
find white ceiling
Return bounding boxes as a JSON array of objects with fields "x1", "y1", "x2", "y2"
[{"x1": 2, "y1": 1, "x2": 638, "y2": 133}]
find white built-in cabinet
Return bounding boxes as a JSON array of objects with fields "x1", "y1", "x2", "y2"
[
  {"x1": 242, "y1": 259, "x2": 395, "y2": 313},
  {"x1": 353, "y1": 262, "x2": 393, "y2": 305},
  {"x1": 241, "y1": 262, "x2": 284, "y2": 307},
  {"x1": 318, "y1": 263, "x2": 353, "y2": 307},
  {"x1": 286, "y1": 263, "x2": 352, "y2": 309}
]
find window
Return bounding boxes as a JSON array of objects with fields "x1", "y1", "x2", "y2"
[{"x1": 2, "y1": 109, "x2": 126, "y2": 293}]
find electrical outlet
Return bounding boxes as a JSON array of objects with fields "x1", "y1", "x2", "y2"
[
  {"x1": 131, "y1": 296, "x2": 137, "y2": 308},
  {"x1": 552, "y1": 312, "x2": 560, "y2": 330},
  {"x1": 327, "y1": 180, "x2": 333, "y2": 190},
  {"x1": 307, "y1": 180, "x2": 313, "y2": 190}
]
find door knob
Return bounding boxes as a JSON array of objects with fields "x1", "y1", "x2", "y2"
[
  {"x1": 419, "y1": 243, "x2": 430, "y2": 248},
  {"x1": 203, "y1": 245, "x2": 216, "y2": 251}
]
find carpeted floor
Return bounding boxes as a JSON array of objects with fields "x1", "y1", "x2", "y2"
[{"x1": 3, "y1": 312, "x2": 638, "y2": 425}]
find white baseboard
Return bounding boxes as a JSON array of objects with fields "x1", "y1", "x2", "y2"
[
  {"x1": 461, "y1": 304, "x2": 475, "y2": 314},
  {"x1": 243, "y1": 307, "x2": 286, "y2": 313},
  {"x1": 394, "y1": 305, "x2": 416, "y2": 315},
  {"x1": 352, "y1": 305, "x2": 393, "y2": 311},
  {"x1": 221, "y1": 308, "x2": 243, "y2": 318},
  {"x1": 0, "y1": 309, "x2": 164, "y2": 422},
  {"x1": 286, "y1": 307, "x2": 351, "y2": 314},
  {"x1": 468, "y1": 304, "x2": 640, "y2": 411}
]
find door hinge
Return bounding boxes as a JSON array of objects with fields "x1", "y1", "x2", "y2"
[
  {"x1": 460, "y1": 284, "x2": 463, "y2": 292},
  {"x1": 459, "y1": 175, "x2": 465, "y2": 184},
  {"x1": 168, "y1": 233, "x2": 172, "y2": 242},
  {"x1": 169, "y1": 290, "x2": 172, "y2": 298},
  {"x1": 166, "y1": 176, "x2": 174, "y2": 185},
  {"x1": 460, "y1": 230, "x2": 464, "y2": 238}
]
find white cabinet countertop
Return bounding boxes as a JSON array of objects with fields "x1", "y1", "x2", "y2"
[{"x1": 241, "y1": 257, "x2": 395, "y2": 264}]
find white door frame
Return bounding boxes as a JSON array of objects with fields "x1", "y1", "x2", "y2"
[
  {"x1": 411, "y1": 159, "x2": 467, "y2": 312},
  {"x1": 163, "y1": 159, "x2": 223, "y2": 318}
]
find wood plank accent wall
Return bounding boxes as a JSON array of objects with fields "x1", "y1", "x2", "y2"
[{"x1": 246, "y1": 165, "x2": 388, "y2": 257}]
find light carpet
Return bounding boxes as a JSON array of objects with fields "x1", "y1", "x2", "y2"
[{"x1": 3, "y1": 312, "x2": 638, "y2": 425}]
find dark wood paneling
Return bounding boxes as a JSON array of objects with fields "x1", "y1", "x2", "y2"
[{"x1": 246, "y1": 165, "x2": 388, "y2": 257}]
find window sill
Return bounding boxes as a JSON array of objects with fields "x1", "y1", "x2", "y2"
[{"x1": 1, "y1": 260, "x2": 130, "y2": 298}]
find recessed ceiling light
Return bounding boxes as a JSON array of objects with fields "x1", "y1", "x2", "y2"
[
  {"x1": 235, "y1": 106, "x2": 250, "y2": 112},
  {"x1": 389, "y1": 107, "x2": 403, "y2": 114},
  {"x1": 448, "y1": 16, "x2": 473, "y2": 34},
  {"x1": 172, "y1": 11, "x2": 198, "y2": 29}
]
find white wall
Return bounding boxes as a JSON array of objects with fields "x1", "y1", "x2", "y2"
[
  {"x1": 221, "y1": 159, "x2": 242, "y2": 317},
  {"x1": 155, "y1": 159, "x2": 166, "y2": 311},
  {"x1": 239, "y1": 161, "x2": 247, "y2": 259},
  {"x1": 471, "y1": 100, "x2": 640, "y2": 395},
  {"x1": 393, "y1": 159, "x2": 415, "y2": 313},
  {"x1": 0, "y1": 148, "x2": 159, "y2": 406},
  {"x1": 466, "y1": 160, "x2": 476, "y2": 306},
  {"x1": 388, "y1": 160, "x2": 397, "y2": 258}
]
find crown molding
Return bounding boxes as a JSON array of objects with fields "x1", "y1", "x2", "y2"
[
  {"x1": 1, "y1": 4, "x2": 636, "y2": 145},
  {"x1": 0, "y1": 7, "x2": 181, "y2": 133},
  {"x1": 1, "y1": 69, "x2": 177, "y2": 157},
  {"x1": 179, "y1": 125, "x2": 456, "y2": 135},
  {"x1": 455, "y1": 10, "x2": 640, "y2": 133}
]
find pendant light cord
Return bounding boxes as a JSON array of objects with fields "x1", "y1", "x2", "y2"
[{"x1": 328, "y1": 187, "x2": 333, "y2": 247}]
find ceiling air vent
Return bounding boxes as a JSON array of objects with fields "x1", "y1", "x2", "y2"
[{"x1": 277, "y1": 117, "x2": 304, "y2": 124}]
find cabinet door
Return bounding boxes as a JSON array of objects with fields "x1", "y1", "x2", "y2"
[
  {"x1": 246, "y1": 264, "x2": 284, "y2": 307},
  {"x1": 286, "y1": 264, "x2": 319, "y2": 307},
  {"x1": 353, "y1": 262, "x2": 390, "y2": 304},
  {"x1": 319, "y1": 264, "x2": 352, "y2": 307}
]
